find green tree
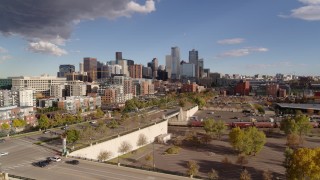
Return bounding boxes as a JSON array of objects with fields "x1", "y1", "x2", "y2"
[
  {"x1": 246, "y1": 127, "x2": 266, "y2": 155},
  {"x1": 38, "y1": 114, "x2": 50, "y2": 130},
  {"x1": 281, "y1": 115, "x2": 312, "y2": 142},
  {"x1": 203, "y1": 119, "x2": 226, "y2": 140},
  {"x1": 65, "y1": 129, "x2": 80, "y2": 143},
  {"x1": 1, "y1": 123, "x2": 10, "y2": 131},
  {"x1": 144, "y1": 154, "x2": 153, "y2": 167},
  {"x1": 94, "y1": 108, "x2": 104, "y2": 118},
  {"x1": 186, "y1": 160, "x2": 199, "y2": 178},
  {"x1": 285, "y1": 147, "x2": 320, "y2": 180},
  {"x1": 229, "y1": 127, "x2": 246, "y2": 152},
  {"x1": 229, "y1": 127, "x2": 266, "y2": 155},
  {"x1": 12, "y1": 119, "x2": 26, "y2": 128}
]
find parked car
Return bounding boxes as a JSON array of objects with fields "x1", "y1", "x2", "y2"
[
  {"x1": 49, "y1": 156, "x2": 61, "y2": 162},
  {"x1": 0, "y1": 152, "x2": 9, "y2": 156},
  {"x1": 66, "y1": 160, "x2": 79, "y2": 165},
  {"x1": 33, "y1": 160, "x2": 51, "y2": 168},
  {"x1": 43, "y1": 130, "x2": 51, "y2": 134}
]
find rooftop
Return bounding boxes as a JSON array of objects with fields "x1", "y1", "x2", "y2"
[{"x1": 276, "y1": 103, "x2": 320, "y2": 111}]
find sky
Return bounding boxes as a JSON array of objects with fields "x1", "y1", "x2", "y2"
[{"x1": 1, "y1": 0, "x2": 320, "y2": 77}]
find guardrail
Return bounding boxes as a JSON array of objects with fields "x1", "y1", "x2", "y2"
[
  {"x1": 8, "y1": 174, "x2": 36, "y2": 180},
  {"x1": 66, "y1": 155, "x2": 203, "y2": 179}
]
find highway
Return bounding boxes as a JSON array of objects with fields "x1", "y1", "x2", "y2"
[{"x1": 0, "y1": 137, "x2": 190, "y2": 180}]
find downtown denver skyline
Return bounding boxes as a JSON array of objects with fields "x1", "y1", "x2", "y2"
[{"x1": 0, "y1": 0, "x2": 320, "y2": 77}]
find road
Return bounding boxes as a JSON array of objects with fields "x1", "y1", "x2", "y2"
[{"x1": 0, "y1": 138, "x2": 190, "y2": 180}]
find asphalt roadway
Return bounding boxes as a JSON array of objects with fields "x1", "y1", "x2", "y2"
[{"x1": 0, "y1": 137, "x2": 191, "y2": 180}]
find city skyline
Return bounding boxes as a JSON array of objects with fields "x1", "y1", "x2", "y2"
[{"x1": 1, "y1": 0, "x2": 320, "y2": 77}]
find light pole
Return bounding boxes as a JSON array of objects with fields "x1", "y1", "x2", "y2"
[{"x1": 153, "y1": 139, "x2": 155, "y2": 170}]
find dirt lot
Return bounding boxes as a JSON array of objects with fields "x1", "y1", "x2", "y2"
[{"x1": 114, "y1": 126, "x2": 320, "y2": 180}]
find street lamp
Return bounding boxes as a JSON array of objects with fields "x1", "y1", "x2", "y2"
[{"x1": 152, "y1": 138, "x2": 155, "y2": 170}]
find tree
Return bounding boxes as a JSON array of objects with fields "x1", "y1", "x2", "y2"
[
  {"x1": 203, "y1": 119, "x2": 226, "y2": 140},
  {"x1": 246, "y1": 127, "x2": 266, "y2": 155},
  {"x1": 281, "y1": 115, "x2": 312, "y2": 143},
  {"x1": 144, "y1": 154, "x2": 153, "y2": 167},
  {"x1": 208, "y1": 169, "x2": 219, "y2": 180},
  {"x1": 262, "y1": 170, "x2": 273, "y2": 180},
  {"x1": 194, "y1": 97, "x2": 206, "y2": 109},
  {"x1": 97, "y1": 150, "x2": 112, "y2": 162},
  {"x1": 285, "y1": 147, "x2": 320, "y2": 180},
  {"x1": 186, "y1": 160, "x2": 199, "y2": 178},
  {"x1": 12, "y1": 119, "x2": 26, "y2": 128},
  {"x1": 236, "y1": 154, "x2": 248, "y2": 167},
  {"x1": 95, "y1": 108, "x2": 104, "y2": 118},
  {"x1": 1, "y1": 123, "x2": 10, "y2": 131},
  {"x1": 137, "y1": 134, "x2": 148, "y2": 147},
  {"x1": 80, "y1": 125, "x2": 95, "y2": 144},
  {"x1": 240, "y1": 169, "x2": 252, "y2": 180},
  {"x1": 229, "y1": 127, "x2": 266, "y2": 155},
  {"x1": 118, "y1": 141, "x2": 133, "y2": 155},
  {"x1": 286, "y1": 133, "x2": 300, "y2": 149},
  {"x1": 38, "y1": 114, "x2": 50, "y2": 130},
  {"x1": 65, "y1": 129, "x2": 80, "y2": 143},
  {"x1": 96, "y1": 122, "x2": 108, "y2": 135},
  {"x1": 229, "y1": 127, "x2": 246, "y2": 152}
]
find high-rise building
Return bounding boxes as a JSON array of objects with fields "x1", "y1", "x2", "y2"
[
  {"x1": 79, "y1": 63, "x2": 84, "y2": 74},
  {"x1": 129, "y1": 64, "x2": 143, "y2": 79},
  {"x1": 189, "y1": 49, "x2": 199, "y2": 78},
  {"x1": 181, "y1": 63, "x2": 195, "y2": 78},
  {"x1": 126, "y1": 59, "x2": 134, "y2": 66},
  {"x1": 165, "y1": 55, "x2": 172, "y2": 78},
  {"x1": 171, "y1": 47, "x2": 181, "y2": 79},
  {"x1": 142, "y1": 66, "x2": 152, "y2": 79},
  {"x1": 198, "y1": 59, "x2": 204, "y2": 78},
  {"x1": 83, "y1": 57, "x2": 97, "y2": 82},
  {"x1": 57, "y1": 64, "x2": 75, "y2": 77},
  {"x1": 151, "y1": 58, "x2": 158, "y2": 78},
  {"x1": 116, "y1": 52, "x2": 122, "y2": 62},
  {"x1": 117, "y1": 59, "x2": 129, "y2": 76}
]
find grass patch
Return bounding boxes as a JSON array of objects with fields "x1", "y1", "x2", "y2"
[
  {"x1": 34, "y1": 137, "x2": 60, "y2": 145},
  {"x1": 164, "y1": 146, "x2": 181, "y2": 155}
]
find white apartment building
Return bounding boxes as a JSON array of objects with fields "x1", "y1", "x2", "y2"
[
  {"x1": 18, "y1": 89, "x2": 35, "y2": 107},
  {"x1": 12, "y1": 74, "x2": 66, "y2": 97}
]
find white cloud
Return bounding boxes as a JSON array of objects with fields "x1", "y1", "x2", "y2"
[
  {"x1": 0, "y1": 47, "x2": 8, "y2": 53},
  {"x1": 216, "y1": 47, "x2": 268, "y2": 58},
  {"x1": 217, "y1": 38, "x2": 245, "y2": 45},
  {"x1": 281, "y1": 0, "x2": 320, "y2": 21},
  {"x1": 0, "y1": 55, "x2": 12, "y2": 63},
  {"x1": 0, "y1": 0, "x2": 156, "y2": 55},
  {"x1": 299, "y1": 0, "x2": 320, "y2": 5},
  {"x1": 28, "y1": 41, "x2": 67, "y2": 56},
  {"x1": 126, "y1": 0, "x2": 155, "y2": 14}
]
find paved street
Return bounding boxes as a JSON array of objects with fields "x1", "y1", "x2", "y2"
[{"x1": 0, "y1": 137, "x2": 191, "y2": 180}]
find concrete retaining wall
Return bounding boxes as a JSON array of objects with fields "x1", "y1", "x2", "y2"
[{"x1": 69, "y1": 120, "x2": 168, "y2": 161}]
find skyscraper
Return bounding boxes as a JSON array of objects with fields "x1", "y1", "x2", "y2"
[
  {"x1": 151, "y1": 58, "x2": 158, "y2": 79},
  {"x1": 189, "y1": 49, "x2": 199, "y2": 78},
  {"x1": 57, "y1": 64, "x2": 75, "y2": 77},
  {"x1": 198, "y1": 58, "x2": 204, "y2": 78},
  {"x1": 129, "y1": 64, "x2": 143, "y2": 78},
  {"x1": 79, "y1": 63, "x2": 84, "y2": 74},
  {"x1": 165, "y1": 55, "x2": 172, "y2": 79},
  {"x1": 83, "y1": 57, "x2": 97, "y2": 82},
  {"x1": 171, "y1": 47, "x2": 181, "y2": 79},
  {"x1": 115, "y1": 52, "x2": 122, "y2": 63}
]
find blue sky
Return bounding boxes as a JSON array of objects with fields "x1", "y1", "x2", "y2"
[{"x1": 0, "y1": 0, "x2": 320, "y2": 77}]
